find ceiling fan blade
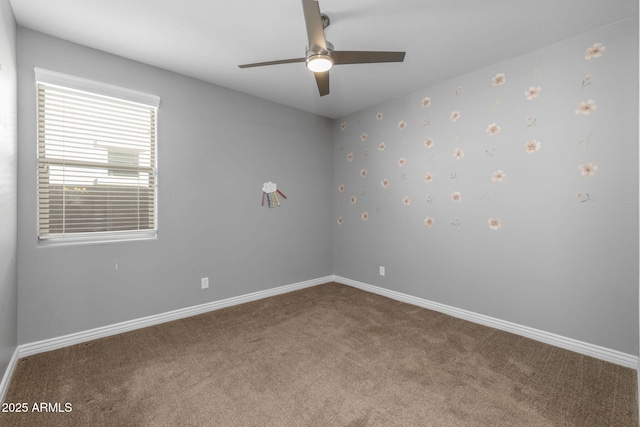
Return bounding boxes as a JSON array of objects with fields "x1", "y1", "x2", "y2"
[
  {"x1": 301, "y1": 0, "x2": 327, "y2": 51},
  {"x1": 332, "y1": 51, "x2": 406, "y2": 65},
  {"x1": 314, "y1": 71, "x2": 330, "y2": 96},
  {"x1": 238, "y1": 58, "x2": 306, "y2": 68}
]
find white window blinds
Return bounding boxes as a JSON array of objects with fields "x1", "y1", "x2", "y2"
[{"x1": 36, "y1": 69, "x2": 159, "y2": 241}]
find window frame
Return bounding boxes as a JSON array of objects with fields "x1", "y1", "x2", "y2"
[{"x1": 35, "y1": 68, "x2": 160, "y2": 245}]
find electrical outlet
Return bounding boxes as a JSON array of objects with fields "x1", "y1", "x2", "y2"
[
  {"x1": 201, "y1": 277, "x2": 209, "y2": 289},
  {"x1": 379, "y1": 266, "x2": 385, "y2": 276}
]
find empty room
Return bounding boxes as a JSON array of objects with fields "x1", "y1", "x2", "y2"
[{"x1": 0, "y1": 0, "x2": 639, "y2": 425}]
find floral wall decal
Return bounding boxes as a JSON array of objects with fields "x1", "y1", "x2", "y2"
[
  {"x1": 579, "y1": 162, "x2": 598, "y2": 177},
  {"x1": 485, "y1": 147, "x2": 497, "y2": 157},
  {"x1": 332, "y1": 18, "x2": 637, "y2": 355},
  {"x1": 486, "y1": 123, "x2": 501, "y2": 135},
  {"x1": 491, "y1": 170, "x2": 506, "y2": 182},
  {"x1": 575, "y1": 100, "x2": 597, "y2": 115},
  {"x1": 576, "y1": 192, "x2": 594, "y2": 203},
  {"x1": 585, "y1": 43, "x2": 606, "y2": 59},
  {"x1": 488, "y1": 218, "x2": 502, "y2": 230},
  {"x1": 492, "y1": 73, "x2": 506, "y2": 86},
  {"x1": 524, "y1": 86, "x2": 542, "y2": 100},
  {"x1": 525, "y1": 140, "x2": 541, "y2": 153},
  {"x1": 526, "y1": 116, "x2": 537, "y2": 127},
  {"x1": 579, "y1": 132, "x2": 593, "y2": 148}
]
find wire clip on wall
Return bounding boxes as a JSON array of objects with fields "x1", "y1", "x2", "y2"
[{"x1": 261, "y1": 182, "x2": 287, "y2": 208}]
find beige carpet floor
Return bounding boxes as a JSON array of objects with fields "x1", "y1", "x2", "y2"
[{"x1": 1, "y1": 282, "x2": 637, "y2": 426}]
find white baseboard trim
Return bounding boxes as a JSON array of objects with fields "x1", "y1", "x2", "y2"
[
  {"x1": 19, "y1": 276, "x2": 332, "y2": 358},
  {"x1": 333, "y1": 275, "x2": 639, "y2": 369},
  {"x1": 0, "y1": 348, "x2": 19, "y2": 404},
  {"x1": 15, "y1": 275, "x2": 637, "y2": 370}
]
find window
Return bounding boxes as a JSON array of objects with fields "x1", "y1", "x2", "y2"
[{"x1": 35, "y1": 68, "x2": 160, "y2": 242}]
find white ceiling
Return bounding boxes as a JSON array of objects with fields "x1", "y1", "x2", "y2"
[{"x1": 9, "y1": 0, "x2": 638, "y2": 119}]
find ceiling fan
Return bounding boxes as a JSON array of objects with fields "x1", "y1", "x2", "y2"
[{"x1": 238, "y1": 0, "x2": 406, "y2": 96}]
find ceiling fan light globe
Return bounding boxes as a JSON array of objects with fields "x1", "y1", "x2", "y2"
[{"x1": 306, "y1": 55, "x2": 333, "y2": 72}]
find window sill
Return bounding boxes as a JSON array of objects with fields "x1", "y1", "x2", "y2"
[{"x1": 38, "y1": 231, "x2": 157, "y2": 247}]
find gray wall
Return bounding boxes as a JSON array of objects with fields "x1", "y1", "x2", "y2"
[
  {"x1": 0, "y1": 0, "x2": 18, "y2": 382},
  {"x1": 333, "y1": 17, "x2": 639, "y2": 355},
  {"x1": 10, "y1": 14, "x2": 639, "y2": 360},
  {"x1": 16, "y1": 28, "x2": 334, "y2": 344}
]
